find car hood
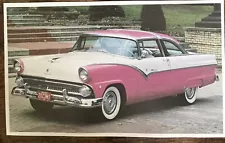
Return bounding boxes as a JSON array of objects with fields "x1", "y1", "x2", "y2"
[{"x1": 21, "y1": 51, "x2": 134, "y2": 82}]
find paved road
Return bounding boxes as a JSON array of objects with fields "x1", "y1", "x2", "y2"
[{"x1": 7, "y1": 73, "x2": 223, "y2": 134}]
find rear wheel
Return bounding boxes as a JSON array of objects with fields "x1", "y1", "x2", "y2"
[
  {"x1": 178, "y1": 87, "x2": 199, "y2": 105},
  {"x1": 30, "y1": 99, "x2": 54, "y2": 113},
  {"x1": 101, "y1": 86, "x2": 122, "y2": 120}
]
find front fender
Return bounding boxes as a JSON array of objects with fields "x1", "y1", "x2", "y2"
[
  {"x1": 84, "y1": 64, "x2": 140, "y2": 103},
  {"x1": 91, "y1": 80, "x2": 124, "y2": 98}
]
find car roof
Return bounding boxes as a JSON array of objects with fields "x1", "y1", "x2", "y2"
[{"x1": 83, "y1": 29, "x2": 179, "y2": 43}]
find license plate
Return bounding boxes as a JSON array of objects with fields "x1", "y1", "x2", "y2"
[{"x1": 37, "y1": 92, "x2": 51, "y2": 102}]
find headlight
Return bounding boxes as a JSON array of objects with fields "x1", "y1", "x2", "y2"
[
  {"x1": 79, "y1": 85, "x2": 92, "y2": 97},
  {"x1": 14, "y1": 62, "x2": 21, "y2": 72},
  {"x1": 79, "y1": 68, "x2": 89, "y2": 82},
  {"x1": 13, "y1": 59, "x2": 24, "y2": 73}
]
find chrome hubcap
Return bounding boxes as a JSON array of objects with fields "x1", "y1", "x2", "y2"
[
  {"x1": 103, "y1": 91, "x2": 117, "y2": 115},
  {"x1": 185, "y1": 87, "x2": 196, "y2": 99}
]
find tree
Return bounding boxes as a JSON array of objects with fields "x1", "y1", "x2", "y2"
[
  {"x1": 88, "y1": 4, "x2": 166, "y2": 31},
  {"x1": 88, "y1": 5, "x2": 125, "y2": 21},
  {"x1": 140, "y1": 5, "x2": 166, "y2": 31}
]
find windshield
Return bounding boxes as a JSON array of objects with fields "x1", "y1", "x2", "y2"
[{"x1": 72, "y1": 35, "x2": 138, "y2": 58}]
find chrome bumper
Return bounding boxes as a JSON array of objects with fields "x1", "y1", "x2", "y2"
[
  {"x1": 215, "y1": 75, "x2": 219, "y2": 81},
  {"x1": 11, "y1": 87, "x2": 102, "y2": 108}
]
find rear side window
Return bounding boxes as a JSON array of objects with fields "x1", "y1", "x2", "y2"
[{"x1": 162, "y1": 40, "x2": 184, "y2": 56}]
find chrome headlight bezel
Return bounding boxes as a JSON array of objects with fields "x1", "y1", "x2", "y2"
[
  {"x1": 78, "y1": 68, "x2": 89, "y2": 82},
  {"x1": 79, "y1": 85, "x2": 92, "y2": 97}
]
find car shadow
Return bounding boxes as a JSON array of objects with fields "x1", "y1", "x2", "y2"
[
  {"x1": 120, "y1": 95, "x2": 216, "y2": 118},
  {"x1": 22, "y1": 96, "x2": 215, "y2": 125},
  {"x1": 119, "y1": 96, "x2": 181, "y2": 119}
]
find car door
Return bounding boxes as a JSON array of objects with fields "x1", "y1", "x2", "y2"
[
  {"x1": 134, "y1": 39, "x2": 172, "y2": 100},
  {"x1": 159, "y1": 39, "x2": 192, "y2": 95}
]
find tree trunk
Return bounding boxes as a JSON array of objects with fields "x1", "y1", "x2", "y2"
[{"x1": 141, "y1": 5, "x2": 166, "y2": 31}]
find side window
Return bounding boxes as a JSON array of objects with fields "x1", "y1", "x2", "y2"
[
  {"x1": 163, "y1": 40, "x2": 184, "y2": 56},
  {"x1": 141, "y1": 40, "x2": 158, "y2": 48},
  {"x1": 138, "y1": 40, "x2": 163, "y2": 57}
]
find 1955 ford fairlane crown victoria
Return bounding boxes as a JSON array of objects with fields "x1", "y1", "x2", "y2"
[{"x1": 11, "y1": 29, "x2": 218, "y2": 120}]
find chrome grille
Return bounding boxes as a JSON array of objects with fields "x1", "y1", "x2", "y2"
[{"x1": 22, "y1": 76, "x2": 82, "y2": 94}]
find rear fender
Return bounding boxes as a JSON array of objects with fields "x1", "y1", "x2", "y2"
[{"x1": 185, "y1": 78, "x2": 203, "y2": 88}]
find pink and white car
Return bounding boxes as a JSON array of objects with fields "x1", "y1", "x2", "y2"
[{"x1": 11, "y1": 29, "x2": 218, "y2": 120}]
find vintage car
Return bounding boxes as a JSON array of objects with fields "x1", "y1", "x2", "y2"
[{"x1": 11, "y1": 29, "x2": 218, "y2": 120}]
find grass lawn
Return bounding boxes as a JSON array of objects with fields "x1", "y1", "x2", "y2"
[
  {"x1": 163, "y1": 5, "x2": 213, "y2": 33},
  {"x1": 122, "y1": 5, "x2": 213, "y2": 34}
]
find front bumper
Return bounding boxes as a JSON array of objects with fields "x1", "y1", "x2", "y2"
[
  {"x1": 11, "y1": 86, "x2": 102, "y2": 108},
  {"x1": 215, "y1": 75, "x2": 219, "y2": 81}
]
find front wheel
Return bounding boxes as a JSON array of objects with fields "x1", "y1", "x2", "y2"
[
  {"x1": 178, "y1": 87, "x2": 199, "y2": 105},
  {"x1": 30, "y1": 99, "x2": 54, "y2": 113},
  {"x1": 101, "y1": 86, "x2": 122, "y2": 120}
]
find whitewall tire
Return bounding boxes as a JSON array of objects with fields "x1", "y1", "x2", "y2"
[
  {"x1": 101, "y1": 86, "x2": 121, "y2": 120},
  {"x1": 178, "y1": 87, "x2": 199, "y2": 105}
]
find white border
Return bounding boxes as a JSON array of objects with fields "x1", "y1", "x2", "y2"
[
  {"x1": 4, "y1": 0, "x2": 224, "y2": 138},
  {"x1": 221, "y1": 0, "x2": 225, "y2": 136},
  {"x1": 5, "y1": 132, "x2": 225, "y2": 138},
  {"x1": 4, "y1": 2, "x2": 10, "y2": 136}
]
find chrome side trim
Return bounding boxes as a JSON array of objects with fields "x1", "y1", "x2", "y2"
[{"x1": 85, "y1": 63, "x2": 218, "y2": 79}]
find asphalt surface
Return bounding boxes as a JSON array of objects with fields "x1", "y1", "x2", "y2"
[{"x1": 7, "y1": 73, "x2": 223, "y2": 134}]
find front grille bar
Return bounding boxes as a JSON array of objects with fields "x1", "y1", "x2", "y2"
[{"x1": 22, "y1": 76, "x2": 85, "y2": 97}]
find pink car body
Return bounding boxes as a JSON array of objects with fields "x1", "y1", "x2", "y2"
[
  {"x1": 85, "y1": 64, "x2": 216, "y2": 105},
  {"x1": 11, "y1": 29, "x2": 218, "y2": 120}
]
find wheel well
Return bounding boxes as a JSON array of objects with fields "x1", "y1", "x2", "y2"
[{"x1": 106, "y1": 83, "x2": 127, "y2": 105}]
